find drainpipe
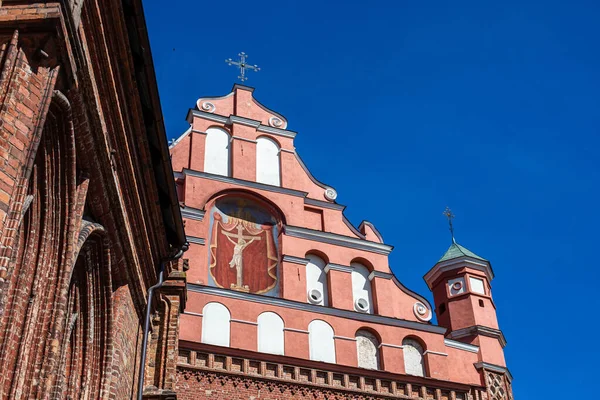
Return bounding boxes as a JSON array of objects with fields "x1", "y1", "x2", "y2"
[{"x1": 137, "y1": 243, "x2": 188, "y2": 400}]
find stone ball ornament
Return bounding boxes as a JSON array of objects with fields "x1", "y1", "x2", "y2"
[{"x1": 413, "y1": 301, "x2": 432, "y2": 322}]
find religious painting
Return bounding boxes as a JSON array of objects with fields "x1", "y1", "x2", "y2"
[{"x1": 208, "y1": 197, "x2": 281, "y2": 296}]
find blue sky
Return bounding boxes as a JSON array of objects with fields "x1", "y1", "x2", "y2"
[{"x1": 144, "y1": 0, "x2": 599, "y2": 396}]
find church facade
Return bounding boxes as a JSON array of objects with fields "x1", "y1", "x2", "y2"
[{"x1": 170, "y1": 85, "x2": 514, "y2": 400}]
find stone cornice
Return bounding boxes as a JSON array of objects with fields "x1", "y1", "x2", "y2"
[
  {"x1": 324, "y1": 263, "x2": 354, "y2": 274},
  {"x1": 444, "y1": 339, "x2": 480, "y2": 353},
  {"x1": 284, "y1": 226, "x2": 393, "y2": 255},
  {"x1": 186, "y1": 236, "x2": 205, "y2": 246},
  {"x1": 474, "y1": 362, "x2": 513, "y2": 382},
  {"x1": 180, "y1": 206, "x2": 205, "y2": 221},
  {"x1": 447, "y1": 325, "x2": 507, "y2": 348},
  {"x1": 187, "y1": 284, "x2": 446, "y2": 334},
  {"x1": 186, "y1": 109, "x2": 297, "y2": 139},
  {"x1": 183, "y1": 168, "x2": 308, "y2": 198},
  {"x1": 423, "y1": 350, "x2": 448, "y2": 357},
  {"x1": 423, "y1": 256, "x2": 494, "y2": 290},
  {"x1": 282, "y1": 255, "x2": 310, "y2": 265},
  {"x1": 304, "y1": 197, "x2": 345, "y2": 211}
]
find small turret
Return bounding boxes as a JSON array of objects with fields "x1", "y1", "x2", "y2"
[{"x1": 424, "y1": 209, "x2": 507, "y2": 369}]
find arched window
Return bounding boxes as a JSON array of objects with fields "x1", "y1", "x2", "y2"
[
  {"x1": 305, "y1": 254, "x2": 329, "y2": 306},
  {"x1": 204, "y1": 127, "x2": 230, "y2": 176},
  {"x1": 256, "y1": 137, "x2": 280, "y2": 186},
  {"x1": 351, "y1": 262, "x2": 373, "y2": 313},
  {"x1": 356, "y1": 330, "x2": 380, "y2": 370},
  {"x1": 201, "y1": 302, "x2": 231, "y2": 347},
  {"x1": 257, "y1": 312, "x2": 284, "y2": 355},
  {"x1": 308, "y1": 320, "x2": 335, "y2": 363},
  {"x1": 402, "y1": 338, "x2": 425, "y2": 377}
]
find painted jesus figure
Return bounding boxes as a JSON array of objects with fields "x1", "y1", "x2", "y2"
[{"x1": 226, "y1": 234, "x2": 258, "y2": 288}]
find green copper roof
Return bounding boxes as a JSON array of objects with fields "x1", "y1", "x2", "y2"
[{"x1": 438, "y1": 241, "x2": 487, "y2": 263}]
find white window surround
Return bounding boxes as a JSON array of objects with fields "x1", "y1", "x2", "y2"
[
  {"x1": 201, "y1": 302, "x2": 230, "y2": 347},
  {"x1": 308, "y1": 320, "x2": 336, "y2": 363},
  {"x1": 305, "y1": 254, "x2": 329, "y2": 306},
  {"x1": 351, "y1": 262, "x2": 373, "y2": 314},
  {"x1": 203, "y1": 127, "x2": 231, "y2": 176},
  {"x1": 356, "y1": 330, "x2": 380, "y2": 370},
  {"x1": 402, "y1": 338, "x2": 425, "y2": 377},
  {"x1": 257, "y1": 312, "x2": 285, "y2": 355},
  {"x1": 256, "y1": 136, "x2": 281, "y2": 186}
]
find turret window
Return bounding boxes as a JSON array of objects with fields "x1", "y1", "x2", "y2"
[
  {"x1": 469, "y1": 277, "x2": 485, "y2": 295},
  {"x1": 438, "y1": 303, "x2": 446, "y2": 315}
]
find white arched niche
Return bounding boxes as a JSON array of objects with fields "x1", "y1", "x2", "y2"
[
  {"x1": 308, "y1": 320, "x2": 335, "y2": 363},
  {"x1": 257, "y1": 312, "x2": 284, "y2": 355},
  {"x1": 201, "y1": 302, "x2": 230, "y2": 347},
  {"x1": 305, "y1": 254, "x2": 328, "y2": 306},
  {"x1": 204, "y1": 127, "x2": 230, "y2": 176},
  {"x1": 356, "y1": 330, "x2": 380, "y2": 370},
  {"x1": 351, "y1": 262, "x2": 373, "y2": 313},
  {"x1": 402, "y1": 338, "x2": 425, "y2": 377},
  {"x1": 256, "y1": 137, "x2": 280, "y2": 186}
]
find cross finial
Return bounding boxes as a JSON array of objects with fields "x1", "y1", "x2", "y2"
[
  {"x1": 225, "y1": 52, "x2": 260, "y2": 82},
  {"x1": 443, "y1": 207, "x2": 456, "y2": 243}
]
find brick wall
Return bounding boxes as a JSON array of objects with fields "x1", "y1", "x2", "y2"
[
  {"x1": 0, "y1": 1, "x2": 187, "y2": 399},
  {"x1": 110, "y1": 283, "x2": 143, "y2": 399}
]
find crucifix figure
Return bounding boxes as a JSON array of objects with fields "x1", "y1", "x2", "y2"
[
  {"x1": 225, "y1": 52, "x2": 260, "y2": 82},
  {"x1": 222, "y1": 223, "x2": 261, "y2": 291}
]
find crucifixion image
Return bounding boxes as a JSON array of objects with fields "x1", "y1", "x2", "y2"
[{"x1": 222, "y1": 223, "x2": 261, "y2": 290}]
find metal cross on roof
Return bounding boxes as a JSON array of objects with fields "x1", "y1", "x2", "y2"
[
  {"x1": 225, "y1": 52, "x2": 260, "y2": 82},
  {"x1": 443, "y1": 207, "x2": 456, "y2": 243}
]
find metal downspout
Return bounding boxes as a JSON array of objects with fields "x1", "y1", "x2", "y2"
[{"x1": 137, "y1": 243, "x2": 188, "y2": 400}]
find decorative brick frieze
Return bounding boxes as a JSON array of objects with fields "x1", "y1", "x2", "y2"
[{"x1": 175, "y1": 347, "x2": 483, "y2": 400}]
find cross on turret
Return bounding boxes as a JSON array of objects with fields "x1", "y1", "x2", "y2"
[{"x1": 443, "y1": 206, "x2": 456, "y2": 243}]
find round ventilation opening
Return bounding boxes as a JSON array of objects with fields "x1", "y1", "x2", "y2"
[
  {"x1": 354, "y1": 297, "x2": 370, "y2": 313},
  {"x1": 307, "y1": 288, "x2": 323, "y2": 304}
]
